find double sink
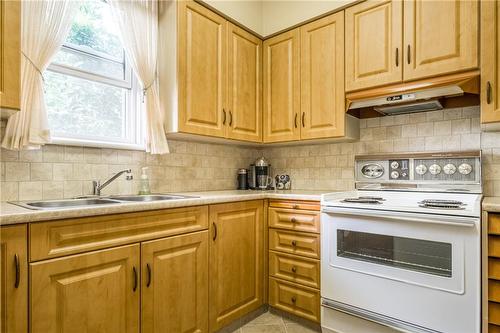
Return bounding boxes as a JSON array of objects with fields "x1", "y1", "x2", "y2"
[{"x1": 11, "y1": 194, "x2": 197, "y2": 210}]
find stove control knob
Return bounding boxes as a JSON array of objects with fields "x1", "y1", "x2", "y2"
[
  {"x1": 415, "y1": 164, "x2": 427, "y2": 175},
  {"x1": 390, "y1": 171, "x2": 400, "y2": 179},
  {"x1": 429, "y1": 164, "x2": 442, "y2": 175},
  {"x1": 458, "y1": 163, "x2": 473, "y2": 175},
  {"x1": 390, "y1": 161, "x2": 399, "y2": 169},
  {"x1": 443, "y1": 163, "x2": 457, "y2": 175}
]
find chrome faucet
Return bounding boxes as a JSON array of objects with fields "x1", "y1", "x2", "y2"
[{"x1": 92, "y1": 169, "x2": 133, "y2": 196}]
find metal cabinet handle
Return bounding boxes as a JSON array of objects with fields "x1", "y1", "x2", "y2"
[
  {"x1": 146, "y1": 263, "x2": 152, "y2": 288},
  {"x1": 301, "y1": 112, "x2": 305, "y2": 127},
  {"x1": 487, "y1": 81, "x2": 493, "y2": 104},
  {"x1": 291, "y1": 217, "x2": 297, "y2": 223},
  {"x1": 133, "y1": 266, "x2": 138, "y2": 292},
  {"x1": 291, "y1": 266, "x2": 297, "y2": 273},
  {"x1": 222, "y1": 109, "x2": 226, "y2": 125},
  {"x1": 395, "y1": 48, "x2": 399, "y2": 67},
  {"x1": 294, "y1": 113, "x2": 298, "y2": 128},
  {"x1": 407, "y1": 45, "x2": 411, "y2": 64},
  {"x1": 229, "y1": 110, "x2": 233, "y2": 126},
  {"x1": 291, "y1": 240, "x2": 297, "y2": 247},
  {"x1": 14, "y1": 254, "x2": 20, "y2": 288},
  {"x1": 291, "y1": 296, "x2": 297, "y2": 303},
  {"x1": 213, "y1": 222, "x2": 217, "y2": 241}
]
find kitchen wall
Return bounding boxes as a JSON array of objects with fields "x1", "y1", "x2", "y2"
[
  {"x1": 2, "y1": 106, "x2": 500, "y2": 201},
  {"x1": 202, "y1": 0, "x2": 263, "y2": 34},
  {"x1": 266, "y1": 106, "x2": 500, "y2": 197},
  {"x1": 0, "y1": 120, "x2": 260, "y2": 201}
]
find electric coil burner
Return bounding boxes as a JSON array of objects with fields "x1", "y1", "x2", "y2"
[{"x1": 419, "y1": 199, "x2": 467, "y2": 210}]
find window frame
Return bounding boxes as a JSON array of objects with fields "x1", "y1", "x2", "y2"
[{"x1": 45, "y1": 4, "x2": 145, "y2": 151}]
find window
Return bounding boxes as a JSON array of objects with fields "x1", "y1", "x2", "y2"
[{"x1": 44, "y1": 0, "x2": 144, "y2": 149}]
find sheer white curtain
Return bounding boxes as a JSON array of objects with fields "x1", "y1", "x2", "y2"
[
  {"x1": 109, "y1": 0, "x2": 169, "y2": 154},
  {"x1": 1, "y1": 0, "x2": 79, "y2": 150}
]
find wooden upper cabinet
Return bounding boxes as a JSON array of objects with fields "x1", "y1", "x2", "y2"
[
  {"x1": 300, "y1": 12, "x2": 345, "y2": 140},
  {"x1": 403, "y1": 0, "x2": 478, "y2": 81},
  {"x1": 0, "y1": 225, "x2": 27, "y2": 333},
  {"x1": 0, "y1": 0, "x2": 21, "y2": 111},
  {"x1": 263, "y1": 29, "x2": 300, "y2": 143},
  {"x1": 345, "y1": 0, "x2": 403, "y2": 92},
  {"x1": 142, "y1": 231, "x2": 208, "y2": 333},
  {"x1": 227, "y1": 23, "x2": 262, "y2": 142},
  {"x1": 30, "y1": 245, "x2": 140, "y2": 333},
  {"x1": 178, "y1": 1, "x2": 226, "y2": 138},
  {"x1": 209, "y1": 201, "x2": 264, "y2": 331},
  {"x1": 481, "y1": 0, "x2": 500, "y2": 124}
]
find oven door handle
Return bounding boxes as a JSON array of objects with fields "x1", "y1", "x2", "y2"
[{"x1": 322, "y1": 207, "x2": 477, "y2": 227}]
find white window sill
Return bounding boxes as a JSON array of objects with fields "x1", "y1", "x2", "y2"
[{"x1": 50, "y1": 137, "x2": 146, "y2": 151}]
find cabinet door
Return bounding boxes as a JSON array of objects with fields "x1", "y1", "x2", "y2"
[
  {"x1": 227, "y1": 23, "x2": 262, "y2": 142},
  {"x1": 30, "y1": 245, "x2": 140, "y2": 333},
  {"x1": 403, "y1": 0, "x2": 478, "y2": 81},
  {"x1": 263, "y1": 29, "x2": 300, "y2": 143},
  {"x1": 345, "y1": 0, "x2": 403, "y2": 91},
  {"x1": 0, "y1": 0, "x2": 21, "y2": 110},
  {"x1": 178, "y1": 0, "x2": 226, "y2": 138},
  {"x1": 300, "y1": 12, "x2": 345, "y2": 140},
  {"x1": 0, "y1": 225, "x2": 27, "y2": 333},
  {"x1": 209, "y1": 201, "x2": 264, "y2": 331},
  {"x1": 481, "y1": 0, "x2": 500, "y2": 124},
  {"x1": 142, "y1": 231, "x2": 208, "y2": 333}
]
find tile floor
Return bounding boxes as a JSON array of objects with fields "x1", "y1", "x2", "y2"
[{"x1": 234, "y1": 311, "x2": 320, "y2": 333}]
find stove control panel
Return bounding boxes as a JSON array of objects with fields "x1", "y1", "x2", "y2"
[
  {"x1": 354, "y1": 151, "x2": 481, "y2": 191},
  {"x1": 389, "y1": 159, "x2": 409, "y2": 180}
]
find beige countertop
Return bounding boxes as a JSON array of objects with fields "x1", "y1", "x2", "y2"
[
  {"x1": 483, "y1": 197, "x2": 500, "y2": 213},
  {"x1": 0, "y1": 190, "x2": 327, "y2": 226}
]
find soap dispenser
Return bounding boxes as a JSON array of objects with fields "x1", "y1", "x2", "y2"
[{"x1": 138, "y1": 167, "x2": 151, "y2": 195}]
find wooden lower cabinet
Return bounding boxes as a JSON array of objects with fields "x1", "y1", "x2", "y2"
[
  {"x1": 269, "y1": 277, "x2": 320, "y2": 323},
  {"x1": 30, "y1": 244, "x2": 140, "y2": 333},
  {"x1": 141, "y1": 231, "x2": 208, "y2": 333},
  {"x1": 209, "y1": 200, "x2": 264, "y2": 331},
  {"x1": 489, "y1": 214, "x2": 500, "y2": 332},
  {"x1": 0, "y1": 225, "x2": 27, "y2": 333}
]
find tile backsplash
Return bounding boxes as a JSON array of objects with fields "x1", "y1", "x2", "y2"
[{"x1": 2, "y1": 105, "x2": 500, "y2": 201}]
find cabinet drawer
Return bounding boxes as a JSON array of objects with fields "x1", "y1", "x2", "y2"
[
  {"x1": 268, "y1": 207, "x2": 320, "y2": 233},
  {"x1": 492, "y1": 302, "x2": 500, "y2": 326},
  {"x1": 490, "y1": 258, "x2": 500, "y2": 280},
  {"x1": 30, "y1": 206, "x2": 208, "y2": 261},
  {"x1": 269, "y1": 277, "x2": 320, "y2": 323},
  {"x1": 491, "y1": 279, "x2": 500, "y2": 303},
  {"x1": 490, "y1": 235, "x2": 500, "y2": 258},
  {"x1": 269, "y1": 200, "x2": 320, "y2": 211},
  {"x1": 269, "y1": 251, "x2": 320, "y2": 289},
  {"x1": 269, "y1": 228, "x2": 320, "y2": 259},
  {"x1": 491, "y1": 214, "x2": 500, "y2": 235}
]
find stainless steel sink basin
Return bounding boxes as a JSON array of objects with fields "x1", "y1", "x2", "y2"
[
  {"x1": 109, "y1": 194, "x2": 195, "y2": 202},
  {"x1": 10, "y1": 194, "x2": 197, "y2": 210},
  {"x1": 11, "y1": 198, "x2": 121, "y2": 210}
]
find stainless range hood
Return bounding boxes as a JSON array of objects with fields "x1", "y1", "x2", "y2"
[{"x1": 346, "y1": 71, "x2": 480, "y2": 116}]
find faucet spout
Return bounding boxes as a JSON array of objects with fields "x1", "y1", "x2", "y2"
[{"x1": 93, "y1": 169, "x2": 132, "y2": 196}]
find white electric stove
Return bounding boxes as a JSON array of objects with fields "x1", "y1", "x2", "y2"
[{"x1": 320, "y1": 151, "x2": 482, "y2": 333}]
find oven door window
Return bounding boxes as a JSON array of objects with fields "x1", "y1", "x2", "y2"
[{"x1": 337, "y1": 230, "x2": 452, "y2": 278}]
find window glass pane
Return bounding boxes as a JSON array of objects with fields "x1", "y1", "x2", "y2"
[
  {"x1": 45, "y1": 71, "x2": 127, "y2": 140},
  {"x1": 337, "y1": 230, "x2": 452, "y2": 277},
  {"x1": 66, "y1": 0, "x2": 123, "y2": 60},
  {"x1": 51, "y1": 47, "x2": 125, "y2": 80}
]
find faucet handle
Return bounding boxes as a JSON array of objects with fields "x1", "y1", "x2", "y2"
[{"x1": 92, "y1": 180, "x2": 100, "y2": 195}]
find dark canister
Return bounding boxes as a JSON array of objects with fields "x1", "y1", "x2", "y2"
[{"x1": 237, "y1": 168, "x2": 248, "y2": 190}]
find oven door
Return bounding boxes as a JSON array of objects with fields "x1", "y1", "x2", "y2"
[{"x1": 320, "y1": 206, "x2": 480, "y2": 333}]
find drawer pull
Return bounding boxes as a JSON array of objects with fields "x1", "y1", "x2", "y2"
[
  {"x1": 133, "y1": 266, "x2": 138, "y2": 292},
  {"x1": 146, "y1": 263, "x2": 152, "y2": 287},
  {"x1": 291, "y1": 266, "x2": 297, "y2": 273},
  {"x1": 291, "y1": 296, "x2": 297, "y2": 304},
  {"x1": 293, "y1": 204, "x2": 299, "y2": 209},
  {"x1": 212, "y1": 222, "x2": 217, "y2": 241},
  {"x1": 291, "y1": 217, "x2": 297, "y2": 223},
  {"x1": 291, "y1": 240, "x2": 297, "y2": 247},
  {"x1": 14, "y1": 254, "x2": 20, "y2": 288}
]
